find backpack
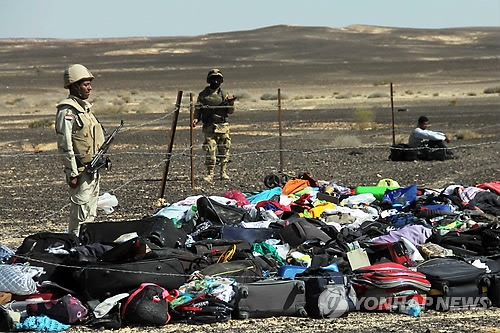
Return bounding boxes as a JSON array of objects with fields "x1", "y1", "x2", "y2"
[
  {"x1": 171, "y1": 293, "x2": 233, "y2": 324},
  {"x1": 27, "y1": 294, "x2": 88, "y2": 324},
  {"x1": 121, "y1": 283, "x2": 178, "y2": 326}
]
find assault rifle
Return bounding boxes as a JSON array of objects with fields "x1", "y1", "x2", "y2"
[{"x1": 87, "y1": 120, "x2": 124, "y2": 174}]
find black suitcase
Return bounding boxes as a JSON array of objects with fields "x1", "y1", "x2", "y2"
[
  {"x1": 234, "y1": 278, "x2": 307, "y2": 319},
  {"x1": 73, "y1": 256, "x2": 186, "y2": 300},
  {"x1": 79, "y1": 216, "x2": 186, "y2": 249},
  {"x1": 221, "y1": 225, "x2": 280, "y2": 244},
  {"x1": 417, "y1": 258, "x2": 491, "y2": 311},
  {"x1": 199, "y1": 259, "x2": 263, "y2": 283},
  {"x1": 389, "y1": 144, "x2": 419, "y2": 161}
]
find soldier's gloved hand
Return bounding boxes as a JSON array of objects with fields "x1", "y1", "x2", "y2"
[{"x1": 68, "y1": 176, "x2": 79, "y2": 188}]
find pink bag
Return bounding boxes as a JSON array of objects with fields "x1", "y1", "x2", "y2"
[{"x1": 224, "y1": 190, "x2": 250, "y2": 206}]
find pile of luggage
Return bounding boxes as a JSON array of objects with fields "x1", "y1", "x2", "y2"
[{"x1": 1, "y1": 175, "x2": 499, "y2": 330}]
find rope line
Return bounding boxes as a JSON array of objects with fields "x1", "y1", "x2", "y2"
[{"x1": 0, "y1": 140, "x2": 496, "y2": 159}]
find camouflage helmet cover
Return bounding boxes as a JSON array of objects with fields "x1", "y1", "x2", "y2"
[
  {"x1": 206, "y1": 68, "x2": 223, "y2": 83},
  {"x1": 63, "y1": 64, "x2": 94, "y2": 89}
]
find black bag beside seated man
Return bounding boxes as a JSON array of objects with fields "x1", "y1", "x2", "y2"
[{"x1": 390, "y1": 115, "x2": 456, "y2": 161}]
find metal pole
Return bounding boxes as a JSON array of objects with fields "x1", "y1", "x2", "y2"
[
  {"x1": 189, "y1": 93, "x2": 195, "y2": 189},
  {"x1": 390, "y1": 83, "x2": 395, "y2": 145},
  {"x1": 159, "y1": 90, "x2": 183, "y2": 199},
  {"x1": 278, "y1": 88, "x2": 283, "y2": 173}
]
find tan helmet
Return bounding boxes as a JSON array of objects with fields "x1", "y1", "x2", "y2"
[
  {"x1": 63, "y1": 64, "x2": 94, "y2": 89},
  {"x1": 206, "y1": 68, "x2": 223, "y2": 83}
]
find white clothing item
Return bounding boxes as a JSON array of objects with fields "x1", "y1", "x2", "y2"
[
  {"x1": 94, "y1": 293, "x2": 129, "y2": 318},
  {"x1": 341, "y1": 193, "x2": 376, "y2": 207},
  {"x1": 154, "y1": 204, "x2": 190, "y2": 220},
  {"x1": 240, "y1": 221, "x2": 272, "y2": 229},
  {"x1": 279, "y1": 194, "x2": 295, "y2": 206},
  {"x1": 408, "y1": 127, "x2": 446, "y2": 147},
  {"x1": 209, "y1": 195, "x2": 237, "y2": 206},
  {"x1": 400, "y1": 237, "x2": 425, "y2": 262}
]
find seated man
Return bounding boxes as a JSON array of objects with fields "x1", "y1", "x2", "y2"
[{"x1": 408, "y1": 116, "x2": 455, "y2": 159}]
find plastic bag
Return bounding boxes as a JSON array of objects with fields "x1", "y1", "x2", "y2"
[
  {"x1": 97, "y1": 192, "x2": 118, "y2": 214},
  {"x1": 0, "y1": 264, "x2": 42, "y2": 295}
]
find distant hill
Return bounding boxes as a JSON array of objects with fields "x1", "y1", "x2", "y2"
[{"x1": 0, "y1": 25, "x2": 498, "y2": 93}]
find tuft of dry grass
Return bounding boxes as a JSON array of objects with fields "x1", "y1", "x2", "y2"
[
  {"x1": 367, "y1": 92, "x2": 388, "y2": 99},
  {"x1": 454, "y1": 130, "x2": 483, "y2": 140},
  {"x1": 484, "y1": 87, "x2": 500, "y2": 94},
  {"x1": 28, "y1": 119, "x2": 54, "y2": 128},
  {"x1": 354, "y1": 108, "x2": 376, "y2": 130},
  {"x1": 331, "y1": 134, "x2": 362, "y2": 147},
  {"x1": 335, "y1": 92, "x2": 352, "y2": 99},
  {"x1": 260, "y1": 92, "x2": 288, "y2": 100}
]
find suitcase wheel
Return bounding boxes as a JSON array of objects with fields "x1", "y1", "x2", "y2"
[
  {"x1": 442, "y1": 285, "x2": 449, "y2": 295},
  {"x1": 298, "y1": 307, "x2": 308, "y2": 317},
  {"x1": 240, "y1": 287, "x2": 249, "y2": 298},
  {"x1": 480, "y1": 276, "x2": 491, "y2": 288},
  {"x1": 238, "y1": 311, "x2": 249, "y2": 319}
]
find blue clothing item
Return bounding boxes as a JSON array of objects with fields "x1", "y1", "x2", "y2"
[
  {"x1": 16, "y1": 315, "x2": 71, "y2": 332},
  {"x1": 382, "y1": 184, "x2": 417, "y2": 209},
  {"x1": 247, "y1": 187, "x2": 282, "y2": 204},
  {"x1": 0, "y1": 244, "x2": 14, "y2": 263}
]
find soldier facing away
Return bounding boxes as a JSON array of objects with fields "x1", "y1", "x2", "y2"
[
  {"x1": 192, "y1": 69, "x2": 236, "y2": 182},
  {"x1": 55, "y1": 64, "x2": 105, "y2": 235}
]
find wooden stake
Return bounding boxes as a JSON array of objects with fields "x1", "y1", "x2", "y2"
[
  {"x1": 391, "y1": 83, "x2": 395, "y2": 145},
  {"x1": 189, "y1": 93, "x2": 195, "y2": 189},
  {"x1": 278, "y1": 88, "x2": 283, "y2": 173},
  {"x1": 159, "y1": 90, "x2": 183, "y2": 199}
]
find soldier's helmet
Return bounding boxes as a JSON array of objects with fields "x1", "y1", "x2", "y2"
[
  {"x1": 206, "y1": 68, "x2": 224, "y2": 83},
  {"x1": 63, "y1": 64, "x2": 94, "y2": 89}
]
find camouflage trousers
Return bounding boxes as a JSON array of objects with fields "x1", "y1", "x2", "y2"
[
  {"x1": 68, "y1": 172, "x2": 99, "y2": 235},
  {"x1": 202, "y1": 124, "x2": 231, "y2": 168}
]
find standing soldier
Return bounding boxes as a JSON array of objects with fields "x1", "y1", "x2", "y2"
[
  {"x1": 55, "y1": 64, "x2": 105, "y2": 235},
  {"x1": 192, "y1": 69, "x2": 236, "y2": 182}
]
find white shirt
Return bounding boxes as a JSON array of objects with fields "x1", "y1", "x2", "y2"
[{"x1": 408, "y1": 127, "x2": 446, "y2": 147}]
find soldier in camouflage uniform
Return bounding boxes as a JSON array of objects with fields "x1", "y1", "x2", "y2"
[
  {"x1": 192, "y1": 69, "x2": 236, "y2": 182},
  {"x1": 55, "y1": 64, "x2": 105, "y2": 235}
]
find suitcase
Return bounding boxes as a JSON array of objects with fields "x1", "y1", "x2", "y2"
[
  {"x1": 73, "y1": 257, "x2": 186, "y2": 300},
  {"x1": 234, "y1": 278, "x2": 307, "y2": 319},
  {"x1": 389, "y1": 144, "x2": 419, "y2": 161},
  {"x1": 352, "y1": 262, "x2": 431, "y2": 311},
  {"x1": 417, "y1": 257, "x2": 491, "y2": 311},
  {"x1": 79, "y1": 216, "x2": 187, "y2": 249},
  {"x1": 187, "y1": 239, "x2": 253, "y2": 264},
  {"x1": 296, "y1": 268, "x2": 356, "y2": 318},
  {"x1": 221, "y1": 225, "x2": 280, "y2": 244},
  {"x1": 199, "y1": 259, "x2": 263, "y2": 284}
]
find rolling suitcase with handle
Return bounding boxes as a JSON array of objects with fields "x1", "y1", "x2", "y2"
[
  {"x1": 234, "y1": 278, "x2": 307, "y2": 319},
  {"x1": 417, "y1": 257, "x2": 491, "y2": 311}
]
